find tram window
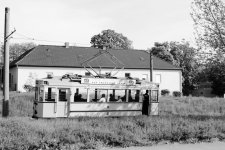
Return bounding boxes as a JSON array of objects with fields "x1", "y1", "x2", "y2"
[
  {"x1": 151, "y1": 90, "x2": 158, "y2": 102},
  {"x1": 135, "y1": 90, "x2": 140, "y2": 102},
  {"x1": 128, "y1": 90, "x2": 140, "y2": 102},
  {"x1": 35, "y1": 87, "x2": 38, "y2": 100},
  {"x1": 74, "y1": 88, "x2": 87, "y2": 102},
  {"x1": 45, "y1": 87, "x2": 56, "y2": 101},
  {"x1": 39, "y1": 87, "x2": 44, "y2": 102},
  {"x1": 59, "y1": 89, "x2": 68, "y2": 102},
  {"x1": 113, "y1": 90, "x2": 126, "y2": 102},
  {"x1": 89, "y1": 89, "x2": 97, "y2": 102},
  {"x1": 89, "y1": 89, "x2": 109, "y2": 102}
]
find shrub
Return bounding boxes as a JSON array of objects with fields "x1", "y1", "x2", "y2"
[
  {"x1": 23, "y1": 85, "x2": 35, "y2": 92},
  {"x1": 161, "y1": 89, "x2": 170, "y2": 96},
  {"x1": 173, "y1": 91, "x2": 182, "y2": 97}
]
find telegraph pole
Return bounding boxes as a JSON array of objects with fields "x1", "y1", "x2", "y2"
[
  {"x1": 2, "y1": 7, "x2": 15, "y2": 117},
  {"x1": 149, "y1": 50, "x2": 153, "y2": 82},
  {"x1": 3, "y1": 7, "x2": 10, "y2": 117}
]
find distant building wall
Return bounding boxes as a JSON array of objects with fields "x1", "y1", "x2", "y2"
[{"x1": 12, "y1": 66, "x2": 182, "y2": 93}]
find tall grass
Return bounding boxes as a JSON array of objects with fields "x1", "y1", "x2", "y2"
[
  {"x1": 1, "y1": 116, "x2": 225, "y2": 149},
  {"x1": 1, "y1": 93, "x2": 225, "y2": 149},
  {"x1": 159, "y1": 96, "x2": 225, "y2": 116},
  {"x1": 0, "y1": 92, "x2": 34, "y2": 117}
]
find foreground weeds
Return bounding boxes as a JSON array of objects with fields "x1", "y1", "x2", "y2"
[
  {"x1": 159, "y1": 96, "x2": 225, "y2": 116},
  {"x1": 0, "y1": 116, "x2": 225, "y2": 150},
  {"x1": 1, "y1": 93, "x2": 225, "y2": 149}
]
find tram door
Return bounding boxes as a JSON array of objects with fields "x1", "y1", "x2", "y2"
[{"x1": 56, "y1": 88, "x2": 70, "y2": 117}]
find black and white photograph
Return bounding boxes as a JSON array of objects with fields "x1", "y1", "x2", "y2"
[{"x1": 0, "y1": 0, "x2": 225, "y2": 149}]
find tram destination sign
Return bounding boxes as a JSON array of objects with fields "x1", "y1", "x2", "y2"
[{"x1": 81, "y1": 78, "x2": 136, "y2": 85}]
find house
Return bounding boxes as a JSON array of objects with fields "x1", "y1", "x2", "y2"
[{"x1": 9, "y1": 44, "x2": 182, "y2": 93}]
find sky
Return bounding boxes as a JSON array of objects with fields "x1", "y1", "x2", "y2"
[{"x1": 0, "y1": 0, "x2": 205, "y2": 49}]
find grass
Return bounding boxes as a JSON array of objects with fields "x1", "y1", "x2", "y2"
[{"x1": 0, "y1": 92, "x2": 225, "y2": 149}]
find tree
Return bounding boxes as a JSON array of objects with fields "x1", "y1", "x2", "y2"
[
  {"x1": 150, "y1": 41, "x2": 199, "y2": 95},
  {"x1": 90, "y1": 29, "x2": 133, "y2": 49},
  {"x1": 207, "y1": 61, "x2": 225, "y2": 96},
  {"x1": 150, "y1": 42, "x2": 174, "y2": 64},
  {"x1": 169, "y1": 41, "x2": 199, "y2": 95},
  {"x1": 191, "y1": 0, "x2": 225, "y2": 52},
  {"x1": 0, "y1": 42, "x2": 36, "y2": 62}
]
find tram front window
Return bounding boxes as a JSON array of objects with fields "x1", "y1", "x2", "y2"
[
  {"x1": 45, "y1": 87, "x2": 56, "y2": 101},
  {"x1": 151, "y1": 90, "x2": 158, "y2": 102},
  {"x1": 39, "y1": 87, "x2": 44, "y2": 102},
  {"x1": 59, "y1": 89, "x2": 69, "y2": 102}
]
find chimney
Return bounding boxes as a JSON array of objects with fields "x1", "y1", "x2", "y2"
[{"x1": 65, "y1": 42, "x2": 69, "y2": 48}]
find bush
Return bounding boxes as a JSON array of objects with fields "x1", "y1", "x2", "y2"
[
  {"x1": 173, "y1": 91, "x2": 182, "y2": 97},
  {"x1": 161, "y1": 89, "x2": 170, "y2": 96}
]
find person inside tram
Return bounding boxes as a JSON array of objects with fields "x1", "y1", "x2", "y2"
[
  {"x1": 78, "y1": 94, "x2": 85, "y2": 102},
  {"x1": 135, "y1": 93, "x2": 139, "y2": 102},
  {"x1": 74, "y1": 92, "x2": 79, "y2": 102},
  {"x1": 121, "y1": 95, "x2": 126, "y2": 102},
  {"x1": 128, "y1": 95, "x2": 133, "y2": 102},
  {"x1": 116, "y1": 96, "x2": 122, "y2": 102},
  {"x1": 109, "y1": 94, "x2": 115, "y2": 102},
  {"x1": 98, "y1": 94, "x2": 106, "y2": 102}
]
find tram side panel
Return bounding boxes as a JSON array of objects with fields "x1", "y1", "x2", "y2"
[{"x1": 69, "y1": 102, "x2": 142, "y2": 117}]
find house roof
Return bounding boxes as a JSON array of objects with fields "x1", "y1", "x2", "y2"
[{"x1": 10, "y1": 45, "x2": 181, "y2": 70}]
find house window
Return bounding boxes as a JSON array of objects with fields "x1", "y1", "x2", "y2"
[
  {"x1": 85, "y1": 72, "x2": 91, "y2": 76},
  {"x1": 9, "y1": 73, "x2": 12, "y2": 88},
  {"x1": 155, "y1": 74, "x2": 161, "y2": 83},
  {"x1": 125, "y1": 73, "x2": 130, "y2": 77}
]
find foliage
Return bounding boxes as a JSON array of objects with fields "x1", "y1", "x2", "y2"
[
  {"x1": 161, "y1": 89, "x2": 170, "y2": 96},
  {"x1": 169, "y1": 41, "x2": 199, "y2": 95},
  {"x1": 150, "y1": 42, "x2": 174, "y2": 64},
  {"x1": 90, "y1": 29, "x2": 133, "y2": 49},
  {"x1": 207, "y1": 61, "x2": 225, "y2": 97},
  {"x1": 159, "y1": 96, "x2": 225, "y2": 116},
  {"x1": 23, "y1": 72, "x2": 38, "y2": 92},
  {"x1": 1, "y1": 115, "x2": 225, "y2": 149},
  {"x1": 191, "y1": 0, "x2": 225, "y2": 52},
  {"x1": 0, "y1": 42, "x2": 36, "y2": 62},
  {"x1": 150, "y1": 41, "x2": 199, "y2": 96},
  {"x1": 173, "y1": 91, "x2": 182, "y2": 97}
]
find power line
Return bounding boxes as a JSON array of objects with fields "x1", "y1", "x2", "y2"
[{"x1": 13, "y1": 32, "x2": 91, "y2": 47}]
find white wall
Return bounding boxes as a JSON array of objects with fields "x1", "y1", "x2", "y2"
[{"x1": 14, "y1": 66, "x2": 182, "y2": 93}]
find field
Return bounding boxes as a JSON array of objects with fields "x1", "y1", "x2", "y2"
[{"x1": 0, "y1": 92, "x2": 225, "y2": 150}]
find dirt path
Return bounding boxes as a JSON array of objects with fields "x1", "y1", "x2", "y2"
[{"x1": 103, "y1": 141, "x2": 225, "y2": 150}]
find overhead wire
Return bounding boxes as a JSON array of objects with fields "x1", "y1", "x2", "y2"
[{"x1": 12, "y1": 32, "x2": 91, "y2": 47}]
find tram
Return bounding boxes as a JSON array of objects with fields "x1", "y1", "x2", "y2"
[{"x1": 33, "y1": 74, "x2": 159, "y2": 118}]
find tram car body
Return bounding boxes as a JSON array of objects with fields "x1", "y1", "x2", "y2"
[{"x1": 33, "y1": 74, "x2": 159, "y2": 118}]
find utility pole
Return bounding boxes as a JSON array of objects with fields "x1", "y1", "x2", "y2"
[
  {"x1": 2, "y1": 7, "x2": 16, "y2": 117},
  {"x1": 149, "y1": 50, "x2": 153, "y2": 82}
]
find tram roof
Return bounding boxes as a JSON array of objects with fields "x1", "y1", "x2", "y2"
[
  {"x1": 37, "y1": 76, "x2": 159, "y2": 90},
  {"x1": 10, "y1": 45, "x2": 181, "y2": 70}
]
